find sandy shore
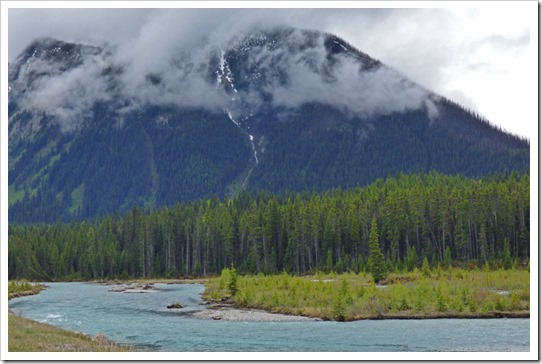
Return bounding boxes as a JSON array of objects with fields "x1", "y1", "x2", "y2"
[{"x1": 193, "y1": 306, "x2": 321, "y2": 322}]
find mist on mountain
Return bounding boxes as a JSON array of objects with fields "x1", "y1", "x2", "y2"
[
  {"x1": 7, "y1": 27, "x2": 529, "y2": 223},
  {"x1": 9, "y1": 27, "x2": 438, "y2": 135}
]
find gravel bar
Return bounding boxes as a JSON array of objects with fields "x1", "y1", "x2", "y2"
[{"x1": 193, "y1": 307, "x2": 321, "y2": 322}]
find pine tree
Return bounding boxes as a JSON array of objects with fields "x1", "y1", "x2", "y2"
[
  {"x1": 332, "y1": 278, "x2": 352, "y2": 321},
  {"x1": 443, "y1": 246, "x2": 452, "y2": 268},
  {"x1": 406, "y1": 245, "x2": 418, "y2": 271},
  {"x1": 368, "y1": 218, "x2": 387, "y2": 283},
  {"x1": 421, "y1": 256, "x2": 431, "y2": 277},
  {"x1": 325, "y1": 249, "x2": 333, "y2": 273},
  {"x1": 502, "y1": 238, "x2": 512, "y2": 270},
  {"x1": 228, "y1": 264, "x2": 238, "y2": 297}
]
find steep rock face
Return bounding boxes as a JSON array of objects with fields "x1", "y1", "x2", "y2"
[{"x1": 8, "y1": 28, "x2": 529, "y2": 223}]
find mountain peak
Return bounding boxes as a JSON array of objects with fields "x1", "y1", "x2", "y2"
[
  {"x1": 10, "y1": 37, "x2": 102, "y2": 80},
  {"x1": 9, "y1": 28, "x2": 439, "y2": 137},
  {"x1": 8, "y1": 37, "x2": 105, "y2": 115},
  {"x1": 8, "y1": 29, "x2": 529, "y2": 223}
]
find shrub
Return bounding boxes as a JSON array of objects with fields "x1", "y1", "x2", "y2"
[
  {"x1": 332, "y1": 279, "x2": 352, "y2": 321},
  {"x1": 421, "y1": 257, "x2": 431, "y2": 277},
  {"x1": 223, "y1": 265, "x2": 238, "y2": 297}
]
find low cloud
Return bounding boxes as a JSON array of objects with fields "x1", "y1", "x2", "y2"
[
  {"x1": 10, "y1": 9, "x2": 443, "y2": 129},
  {"x1": 8, "y1": 7, "x2": 533, "y2": 136},
  {"x1": 18, "y1": 51, "x2": 113, "y2": 130},
  {"x1": 221, "y1": 29, "x2": 434, "y2": 119}
]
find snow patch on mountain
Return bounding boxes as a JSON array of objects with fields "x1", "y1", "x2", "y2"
[
  {"x1": 216, "y1": 50, "x2": 238, "y2": 93},
  {"x1": 8, "y1": 28, "x2": 440, "y2": 135}
]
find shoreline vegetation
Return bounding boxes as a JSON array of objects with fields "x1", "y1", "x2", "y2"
[
  {"x1": 8, "y1": 281, "x2": 47, "y2": 300},
  {"x1": 8, "y1": 315, "x2": 133, "y2": 352},
  {"x1": 203, "y1": 267, "x2": 530, "y2": 322}
]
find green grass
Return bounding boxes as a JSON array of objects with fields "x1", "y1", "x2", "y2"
[
  {"x1": 8, "y1": 315, "x2": 132, "y2": 352},
  {"x1": 8, "y1": 281, "x2": 46, "y2": 300},
  {"x1": 204, "y1": 267, "x2": 530, "y2": 321}
]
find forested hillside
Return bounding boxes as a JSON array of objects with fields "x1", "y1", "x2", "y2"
[
  {"x1": 8, "y1": 106, "x2": 250, "y2": 222},
  {"x1": 8, "y1": 172, "x2": 529, "y2": 280},
  {"x1": 8, "y1": 30, "x2": 529, "y2": 224}
]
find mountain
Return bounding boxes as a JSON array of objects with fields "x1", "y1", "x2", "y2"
[{"x1": 8, "y1": 28, "x2": 529, "y2": 224}]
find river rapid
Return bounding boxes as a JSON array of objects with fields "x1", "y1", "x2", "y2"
[{"x1": 8, "y1": 282, "x2": 529, "y2": 352}]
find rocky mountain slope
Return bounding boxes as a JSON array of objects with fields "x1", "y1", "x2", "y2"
[{"x1": 8, "y1": 28, "x2": 529, "y2": 223}]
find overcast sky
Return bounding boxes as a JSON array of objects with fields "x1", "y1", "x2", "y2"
[{"x1": 7, "y1": 4, "x2": 536, "y2": 138}]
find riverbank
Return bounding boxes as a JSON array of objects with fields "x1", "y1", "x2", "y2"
[
  {"x1": 8, "y1": 315, "x2": 133, "y2": 352},
  {"x1": 204, "y1": 268, "x2": 530, "y2": 322},
  {"x1": 8, "y1": 281, "x2": 47, "y2": 300},
  {"x1": 199, "y1": 299, "x2": 529, "y2": 322},
  {"x1": 8, "y1": 281, "x2": 134, "y2": 352}
]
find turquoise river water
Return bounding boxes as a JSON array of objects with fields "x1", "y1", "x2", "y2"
[{"x1": 8, "y1": 282, "x2": 529, "y2": 352}]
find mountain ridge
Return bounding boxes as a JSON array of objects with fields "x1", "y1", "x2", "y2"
[{"x1": 8, "y1": 27, "x2": 529, "y2": 223}]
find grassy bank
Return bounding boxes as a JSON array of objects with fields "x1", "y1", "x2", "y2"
[
  {"x1": 8, "y1": 280, "x2": 133, "y2": 352},
  {"x1": 8, "y1": 281, "x2": 47, "y2": 300},
  {"x1": 204, "y1": 267, "x2": 530, "y2": 321},
  {"x1": 8, "y1": 315, "x2": 132, "y2": 352}
]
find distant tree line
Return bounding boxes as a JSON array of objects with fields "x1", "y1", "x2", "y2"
[{"x1": 8, "y1": 172, "x2": 529, "y2": 280}]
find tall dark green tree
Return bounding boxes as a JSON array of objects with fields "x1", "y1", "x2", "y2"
[
  {"x1": 228, "y1": 264, "x2": 238, "y2": 297},
  {"x1": 443, "y1": 246, "x2": 452, "y2": 267},
  {"x1": 368, "y1": 217, "x2": 387, "y2": 283},
  {"x1": 502, "y1": 238, "x2": 512, "y2": 270}
]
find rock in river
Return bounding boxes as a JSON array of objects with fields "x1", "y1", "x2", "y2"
[{"x1": 167, "y1": 303, "x2": 183, "y2": 309}]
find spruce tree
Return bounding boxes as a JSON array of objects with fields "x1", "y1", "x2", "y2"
[
  {"x1": 421, "y1": 256, "x2": 431, "y2": 277},
  {"x1": 502, "y1": 239, "x2": 512, "y2": 270},
  {"x1": 406, "y1": 245, "x2": 418, "y2": 271},
  {"x1": 368, "y1": 218, "x2": 387, "y2": 283},
  {"x1": 443, "y1": 246, "x2": 452, "y2": 268},
  {"x1": 333, "y1": 278, "x2": 352, "y2": 321},
  {"x1": 228, "y1": 264, "x2": 238, "y2": 297}
]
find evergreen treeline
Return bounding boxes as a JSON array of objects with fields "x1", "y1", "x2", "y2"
[{"x1": 8, "y1": 172, "x2": 529, "y2": 280}]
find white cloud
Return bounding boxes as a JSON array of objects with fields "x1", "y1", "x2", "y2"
[
  {"x1": 20, "y1": 52, "x2": 113, "y2": 130},
  {"x1": 7, "y1": 6, "x2": 535, "y2": 137},
  {"x1": 262, "y1": 32, "x2": 431, "y2": 118}
]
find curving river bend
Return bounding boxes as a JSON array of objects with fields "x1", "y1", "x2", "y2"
[{"x1": 8, "y1": 283, "x2": 529, "y2": 352}]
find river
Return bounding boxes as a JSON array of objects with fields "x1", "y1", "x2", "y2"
[{"x1": 8, "y1": 282, "x2": 529, "y2": 352}]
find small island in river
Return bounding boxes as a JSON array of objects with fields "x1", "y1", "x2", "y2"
[{"x1": 203, "y1": 267, "x2": 529, "y2": 322}]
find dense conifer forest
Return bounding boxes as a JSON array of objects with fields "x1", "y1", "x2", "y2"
[
  {"x1": 8, "y1": 102, "x2": 529, "y2": 225},
  {"x1": 8, "y1": 172, "x2": 529, "y2": 281}
]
